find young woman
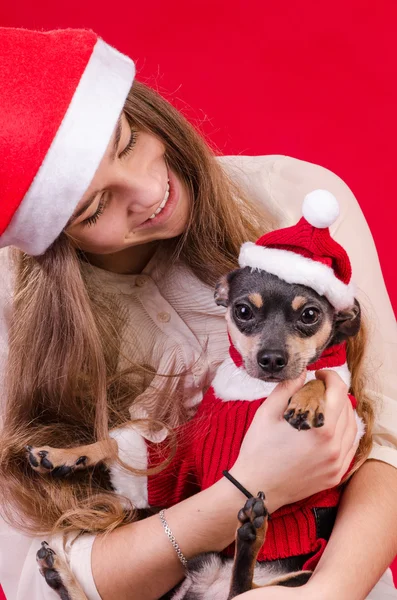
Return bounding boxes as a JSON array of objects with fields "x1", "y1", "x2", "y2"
[{"x1": 0, "y1": 27, "x2": 396, "y2": 600}]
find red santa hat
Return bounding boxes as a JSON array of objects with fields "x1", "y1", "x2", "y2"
[
  {"x1": 239, "y1": 190, "x2": 355, "y2": 311},
  {"x1": 0, "y1": 27, "x2": 135, "y2": 256}
]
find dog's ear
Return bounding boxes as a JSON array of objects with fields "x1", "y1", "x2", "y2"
[
  {"x1": 334, "y1": 299, "x2": 361, "y2": 340},
  {"x1": 214, "y1": 274, "x2": 230, "y2": 307},
  {"x1": 215, "y1": 269, "x2": 241, "y2": 307}
]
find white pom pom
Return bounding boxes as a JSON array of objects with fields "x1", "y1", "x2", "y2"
[{"x1": 302, "y1": 190, "x2": 340, "y2": 228}]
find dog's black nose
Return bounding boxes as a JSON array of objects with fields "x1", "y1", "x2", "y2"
[{"x1": 257, "y1": 350, "x2": 288, "y2": 373}]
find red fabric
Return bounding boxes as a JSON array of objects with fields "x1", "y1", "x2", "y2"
[
  {"x1": 308, "y1": 342, "x2": 348, "y2": 372},
  {"x1": 0, "y1": 28, "x2": 97, "y2": 235},
  {"x1": 302, "y1": 538, "x2": 328, "y2": 571},
  {"x1": 229, "y1": 339, "x2": 244, "y2": 368},
  {"x1": 193, "y1": 388, "x2": 351, "y2": 562},
  {"x1": 255, "y1": 217, "x2": 351, "y2": 284},
  {"x1": 1, "y1": 2, "x2": 395, "y2": 316},
  {"x1": 147, "y1": 429, "x2": 199, "y2": 508},
  {"x1": 148, "y1": 345, "x2": 355, "y2": 562}
]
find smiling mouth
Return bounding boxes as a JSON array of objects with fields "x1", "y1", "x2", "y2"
[{"x1": 148, "y1": 179, "x2": 170, "y2": 220}]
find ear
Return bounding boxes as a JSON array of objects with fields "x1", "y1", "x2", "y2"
[
  {"x1": 214, "y1": 274, "x2": 230, "y2": 307},
  {"x1": 334, "y1": 299, "x2": 361, "y2": 340}
]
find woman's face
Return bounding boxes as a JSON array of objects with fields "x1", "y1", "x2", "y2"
[{"x1": 65, "y1": 113, "x2": 190, "y2": 255}]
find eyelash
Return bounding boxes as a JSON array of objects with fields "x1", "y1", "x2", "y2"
[
  {"x1": 82, "y1": 130, "x2": 137, "y2": 227},
  {"x1": 83, "y1": 195, "x2": 108, "y2": 227},
  {"x1": 119, "y1": 130, "x2": 138, "y2": 158}
]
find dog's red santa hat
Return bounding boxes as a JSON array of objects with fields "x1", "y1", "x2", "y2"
[
  {"x1": 239, "y1": 190, "x2": 355, "y2": 311},
  {"x1": 0, "y1": 27, "x2": 135, "y2": 256}
]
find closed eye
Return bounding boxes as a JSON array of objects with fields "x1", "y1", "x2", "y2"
[
  {"x1": 82, "y1": 194, "x2": 108, "y2": 227},
  {"x1": 119, "y1": 130, "x2": 138, "y2": 159}
]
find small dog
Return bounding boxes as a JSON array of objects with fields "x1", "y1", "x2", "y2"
[
  {"x1": 28, "y1": 192, "x2": 366, "y2": 599},
  {"x1": 30, "y1": 267, "x2": 363, "y2": 600}
]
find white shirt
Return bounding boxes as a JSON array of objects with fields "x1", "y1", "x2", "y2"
[{"x1": 0, "y1": 155, "x2": 396, "y2": 599}]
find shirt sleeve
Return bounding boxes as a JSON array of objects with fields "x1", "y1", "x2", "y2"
[
  {"x1": 0, "y1": 517, "x2": 101, "y2": 600},
  {"x1": 221, "y1": 154, "x2": 397, "y2": 468}
]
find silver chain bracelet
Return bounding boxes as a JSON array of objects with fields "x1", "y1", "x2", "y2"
[{"x1": 159, "y1": 509, "x2": 188, "y2": 569}]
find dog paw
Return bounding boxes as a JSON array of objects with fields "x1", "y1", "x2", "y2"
[
  {"x1": 36, "y1": 541, "x2": 74, "y2": 599},
  {"x1": 284, "y1": 382, "x2": 325, "y2": 430},
  {"x1": 283, "y1": 407, "x2": 323, "y2": 430},
  {"x1": 237, "y1": 492, "x2": 268, "y2": 548},
  {"x1": 26, "y1": 445, "x2": 88, "y2": 477}
]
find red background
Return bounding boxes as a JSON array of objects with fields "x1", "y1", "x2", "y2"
[{"x1": 0, "y1": 1, "x2": 396, "y2": 596}]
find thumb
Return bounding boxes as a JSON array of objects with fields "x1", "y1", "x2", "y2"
[{"x1": 262, "y1": 370, "x2": 307, "y2": 416}]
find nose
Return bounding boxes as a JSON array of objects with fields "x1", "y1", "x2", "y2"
[
  {"x1": 122, "y1": 176, "x2": 165, "y2": 215},
  {"x1": 257, "y1": 350, "x2": 288, "y2": 373}
]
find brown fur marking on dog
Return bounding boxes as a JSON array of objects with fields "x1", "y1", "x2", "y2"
[
  {"x1": 291, "y1": 296, "x2": 307, "y2": 311},
  {"x1": 286, "y1": 318, "x2": 333, "y2": 368},
  {"x1": 284, "y1": 379, "x2": 327, "y2": 430},
  {"x1": 248, "y1": 293, "x2": 263, "y2": 309},
  {"x1": 264, "y1": 571, "x2": 312, "y2": 587},
  {"x1": 226, "y1": 312, "x2": 262, "y2": 359}
]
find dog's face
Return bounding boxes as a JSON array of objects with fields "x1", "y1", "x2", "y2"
[{"x1": 215, "y1": 268, "x2": 360, "y2": 382}]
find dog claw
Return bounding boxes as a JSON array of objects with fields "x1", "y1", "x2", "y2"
[
  {"x1": 26, "y1": 448, "x2": 40, "y2": 468},
  {"x1": 51, "y1": 465, "x2": 73, "y2": 478},
  {"x1": 284, "y1": 409, "x2": 295, "y2": 420},
  {"x1": 314, "y1": 412, "x2": 325, "y2": 427},
  {"x1": 285, "y1": 409, "x2": 312, "y2": 430}
]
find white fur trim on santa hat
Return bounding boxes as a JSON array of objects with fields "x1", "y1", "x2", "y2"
[
  {"x1": 212, "y1": 356, "x2": 351, "y2": 401},
  {"x1": 1, "y1": 39, "x2": 135, "y2": 256},
  {"x1": 109, "y1": 425, "x2": 149, "y2": 508},
  {"x1": 239, "y1": 244, "x2": 355, "y2": 311}
]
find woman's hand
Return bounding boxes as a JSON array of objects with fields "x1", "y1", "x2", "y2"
[{"x1": 230, "y1": 369, "x2": 358, "y2": 513}]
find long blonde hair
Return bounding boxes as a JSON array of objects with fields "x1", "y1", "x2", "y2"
[{"x1": 0, "y1": 81, "x2": 373, "y2": 536}]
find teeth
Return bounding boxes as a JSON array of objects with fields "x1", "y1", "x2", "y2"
[{"x1": 148, "y1": 180, "x2": 170, "y2": 220}]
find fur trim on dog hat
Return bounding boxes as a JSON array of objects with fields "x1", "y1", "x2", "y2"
[
  {"x1": 0, "y1": 27, "x2": 135, "y2": 255},
  {"x1": 239, "y1": 190, "x2": 355, "y2": 310}
]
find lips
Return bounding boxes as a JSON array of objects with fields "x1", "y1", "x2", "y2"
[{"x1": 134, "y1": 169, "x2": 179, "y2": 231}]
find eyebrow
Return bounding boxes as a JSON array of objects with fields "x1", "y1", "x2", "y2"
[{"x1": 65, "y1": 116, "x2": 123, "y2": 228}]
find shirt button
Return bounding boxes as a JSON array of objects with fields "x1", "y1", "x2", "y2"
[
  {"x1": 135, "y1": 275, "x2": 148, "y2": 287},
  {"x1": 157, "y1": 312, "x2": 171, "y2": 323}
]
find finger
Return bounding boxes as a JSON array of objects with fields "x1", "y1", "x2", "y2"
[
  {"x1": 262, "y1": 370, "x2": 307, "y2": 416},
  {"x1": 337, "y1": 402, "x2": 359, "y2": 468},
  {"x1": 326, "y1": 400, "x2": 358, "y2": 484},
  {"x1": 315, "y1": 369, "x2": 348, "y2": 394},
  {"x1": 315, "y1": 369, "x2": 349, "y2": 431},
  {"x1": 339, "y1": 439, "x2": 360, "y2": 480},
  {"x1": 336, "y1": 397, "x2": 357, "y2": 450}
]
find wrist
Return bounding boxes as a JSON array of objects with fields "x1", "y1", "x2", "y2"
[{"x1": 227, "y1": 465, "x2": 284, "y2": 514}]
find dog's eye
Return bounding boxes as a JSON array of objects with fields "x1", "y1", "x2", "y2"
[
  {"x1": 300, "y1": 307, "x2": 320, "y2": 324},
  {"x1": 234, "y1": 304, "x2": 254, "y2": 321}
]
